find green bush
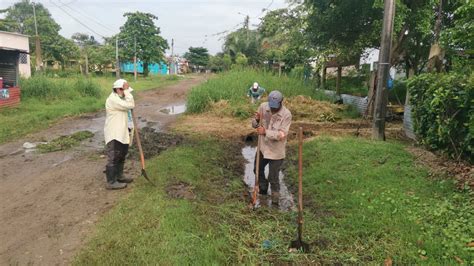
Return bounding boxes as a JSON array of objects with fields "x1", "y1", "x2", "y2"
[
  {"x1": 289, "y1": 66, "x2": 305, "y2": 80},
  {"x1": 73, "y1": 78, "x2": 102, "y2": 98},
  {"x1": 20, "y1": 75, "x2": 102, "y2": 100},
  {"x1": 186, "y1": 68, "x2": 328, "y2": 114},
  {"x1": 325, "y1": 76, "x2": 368, "y2": 96},
  {"x1": 408, "y1": 73, "x2": 473, "y2": 162},
  {"x1": 388, "y1": 78, "x2": 408, "y2": 104},
  {"x1": 44, "y1": 68, "x2": 81, "y2": 78},
  {"x1": 20, "y1": 75, "x2": 62, "y2": 99}
]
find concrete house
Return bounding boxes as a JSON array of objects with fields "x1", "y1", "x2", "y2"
[{"x1": 0, "y1": 31, "x2": 31, "y2": 108}]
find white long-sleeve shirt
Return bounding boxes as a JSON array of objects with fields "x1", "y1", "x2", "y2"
[{"x1": 104, "y1": 90, "x2": 135, "y2": 145}]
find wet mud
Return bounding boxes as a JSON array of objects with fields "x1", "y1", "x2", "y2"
[
  {"x1": 241, "y1": 145, "x2": 295, "y2": 211},
  {"x1": 129, "y1": 127, "x2": 183, "y2": 159}
]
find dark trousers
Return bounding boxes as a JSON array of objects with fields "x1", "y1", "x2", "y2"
[
  {"x1": 106, "y1": 140, "x2": 129, "y2": 168},
  {"x1": 253, "y1": 151, "x2": 283, "y2": 194}
]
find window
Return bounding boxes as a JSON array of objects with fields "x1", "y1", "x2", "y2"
[{"x1": 19, "y1": 53, "x2": 28, "y2": 64}]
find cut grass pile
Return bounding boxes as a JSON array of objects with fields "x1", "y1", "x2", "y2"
[
  {"x1": 37, "y1": 130, "x2": 94, "y2": 153},
  {"x1": 186, "y1": 68, "x2": 331, "y2": 116},
  {"x1": 74, "y1": 135, "x2": 473, "y2": 264},
  {"x1": 206, "y1": 96, "x2": 346, "y2": 123},
  {"x1": 0, "y1": 75, "x2": 179, "y2": 144}
]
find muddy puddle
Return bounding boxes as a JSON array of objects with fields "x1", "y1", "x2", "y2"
[
  {"x1": 242, "y1": 145, "x2": 295, "y2": 211},
  {"x1": 129, "y1": 127, "x2": 183, "y2": 159},
  {"x1": 159, "y1": 104, "x2": 186, "y2": 115}
]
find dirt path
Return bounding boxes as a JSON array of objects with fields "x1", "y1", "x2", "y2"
[{"x1": 0, "y1": 75, "x2": 207, "y2": 265}]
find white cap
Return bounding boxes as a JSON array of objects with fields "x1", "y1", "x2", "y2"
[
  {"x1": 113, "y1": 79, "x2": 127, "y2": 89},
  {"x1": 113, "y1": 79, "x2": 133, "y2": 91},
  {"x1": 253, "y1": 82, "x2": 258, "y2": 89}
]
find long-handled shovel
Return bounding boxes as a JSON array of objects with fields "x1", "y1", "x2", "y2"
[
  {"x1": 289, "y1": 127, "x2": 310, "y2": 252},
  {"x1": 131, "y1": 110, "x2": 156, "y2": 186},
  {"x1": 251, "y1": 114, "x2": 262, "y2": 207}
]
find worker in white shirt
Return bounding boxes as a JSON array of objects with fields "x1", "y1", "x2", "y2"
[{"x1": 103, "y1": 79, "x2": 135, "y2": 190}]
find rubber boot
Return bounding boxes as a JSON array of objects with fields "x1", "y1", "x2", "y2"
[
  {"x1": 117, "y1": 162, "x2": 133, "y2": 183},
  {"x1": 259, "y1": 186, "x2": 268, "y2": 195},
  {"x1": 271, "y1": 191, "x2": 280, "y2": 206},
  {"x1": 105, "y1": 166, "x2": 127, "y2": 190}
]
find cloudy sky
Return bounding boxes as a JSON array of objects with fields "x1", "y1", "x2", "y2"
[{"x1": 0, "y1": 0, "x2": 289, "y2": 55}]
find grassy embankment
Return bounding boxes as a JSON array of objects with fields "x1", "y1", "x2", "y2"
[
  {"x1": 0, "y1": 74, "x2": 179, "y2": 144},
  {"x1": 75, "y1": 69, "x2": 472, "y2": 264},
  {"x1": 186, "y1": 68, "x2": 332, "y2": 117}
]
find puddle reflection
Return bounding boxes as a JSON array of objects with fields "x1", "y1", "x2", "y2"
[{"x1": 159, "y1": 104, "x2": 186, "y2": 115}]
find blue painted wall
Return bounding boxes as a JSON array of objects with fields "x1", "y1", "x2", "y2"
[{"x1": 120, "y1": 61, "x2": 168, "y2": 75}]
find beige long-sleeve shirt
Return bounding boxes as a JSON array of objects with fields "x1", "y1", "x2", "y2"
[
  {"x1": 252, "y1": 102, "x2": 292, "y2": 160},
  {"x1": 104, "y1": 90, "x2": 135, "y2": 145}
]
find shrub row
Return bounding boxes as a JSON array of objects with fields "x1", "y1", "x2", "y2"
[
  {"x1": 408, "y1": 73, "x2": 473, "y2": 162},
  {"x1": 20, "y1": 75, "x2": 103, "y2": 100}
]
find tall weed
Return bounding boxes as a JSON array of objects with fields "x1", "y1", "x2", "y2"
[
  {"x1": 20, "y1": 75, "x2": 103, "y2": 100},
  {"x1": 187, "y1": 68, "x2": 328, "y2": 113}
]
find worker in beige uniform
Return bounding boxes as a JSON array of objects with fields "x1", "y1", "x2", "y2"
[
  {"x1": 103, "y1": 79, "x2": 135, "y2": 190},
  {"x1": 252, "y1": 90, "x2": 292, "y2": 205}
]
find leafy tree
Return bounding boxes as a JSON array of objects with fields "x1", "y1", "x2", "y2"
[
  {"x1": 48, "y1": 36, "x2": 80, "y2": 69},
  {"x1": 88, "y1": 44, "x2": 115, "y2": 73},
  {"x1": 259, "y1": 6, "x2": 311, "y2": 69},
  {"x1": 0, "y1": 0, "x2": 73, "y2": 64},
  {"x1": 118, "y1": 12, "x2": 168, "y2": 76},
  {"x1": 72, "y1": 33, "x2": 98, "y2": 74},
  {"x1": 304, "y1": 0, "x2": 465, "y2": 76},
  {"x1": 222, "y1": 54, "x2": 232, "y2": 70},
  {"x1": 441, "y1": 1, "x2": 474, "y2": 73},
  {"x1": 184, "y1": 47, "x2": 210, "y2": 67},
  {"x1": 207, "y1": 54, "x2": 224, "y2": 72},
  {"x1": 305, "y1": 0, "x2": 382, "y2": 60},
  {"x1": 235, "y1": 53, "x2": 248, "y2": 66},
  {"x1": 223, "y1": 16, "x2": 262, "y2": 65}
]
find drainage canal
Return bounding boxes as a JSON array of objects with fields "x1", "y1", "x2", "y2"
[{"x1": 241, "y1": 145, "x2": 294, "y2": 211}]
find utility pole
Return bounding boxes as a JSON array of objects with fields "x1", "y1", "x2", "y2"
[
  {"x1": 84, "y1": 48, "x2": 89, "y2": 76},
  {"x1": 169, "y1": 38, "x2": 175, "y2": 75},
  {"x1": 32, "y1": 2, "x2": 43, "y2": 72},
  {"x1": 134, "y1": 36, "x2": 137, "y2": 81},
  {"x1": 372, "y1": 0, "x2": 396, "y2": 140},
  {"x1": 115, "y1": 37, "x2": 120, "y2": 79}
]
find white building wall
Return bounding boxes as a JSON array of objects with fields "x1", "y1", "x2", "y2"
[{"x1": 0, "y1": 31, "x2": 31, "y2": 78}]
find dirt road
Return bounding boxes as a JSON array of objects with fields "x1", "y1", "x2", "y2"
[{"x1": 0, "y1": 75, "x2": 206, "y2": 265}]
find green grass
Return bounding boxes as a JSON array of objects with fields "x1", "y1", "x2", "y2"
[
  {"x1": 284, "y1": 137, "x2": 473, "y2": 264},
  {"x1": 187, "y1": 68, "x2": 330, "y2": 114},
  {"x1": 74, "y1": 138, "x2": 239, "y2": 265},
  {"x1": 37, "y1": 130, "x2": 94, "y2": 152},
  {"x1": 0, "y1": 75, "x2": 179, "y2": 144},
  {"x1": 74, "y1": 135, "x2": 473, "y2": 264}
]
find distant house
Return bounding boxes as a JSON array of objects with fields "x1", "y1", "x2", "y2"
[
  {"x1": 166, "y1": 56, "x2": 189, "y2": 74},
  {"x1": 120, "y1": 61, "x2": 168, "y2": 75},
  {"x1": 359, "y1": 48, "x2": 401, "y2": 79},
  {"x1": 0, "y1": 31, "x2": 31, "y2": 108}
]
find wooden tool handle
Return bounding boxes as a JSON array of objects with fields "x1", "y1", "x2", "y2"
[
  {"x1": 252, "y1": 113, "x2": 262, "y2": 205},
  {"x1": 131, "y1": 110, "x2": 146, "y2": 169},
  {"x1": 298, "y1": 127, "x2": 303, "y2": 222}
]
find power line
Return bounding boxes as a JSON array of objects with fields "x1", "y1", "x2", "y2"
[
  {"x1": 49, "y1": 0, "x2": 108, "y2": 39},
  {"x1": 57, "y1": 0, "x2": 115, "y2": 32}
]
